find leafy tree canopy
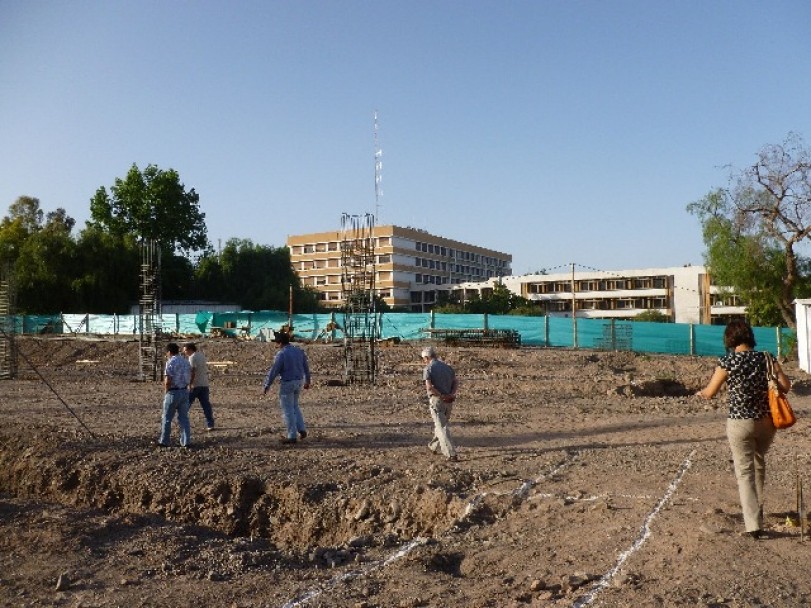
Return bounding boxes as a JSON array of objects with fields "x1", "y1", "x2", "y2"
[
  {"x1": 192, "y1": 239, "x2": 317, "y2": 312},
  {"x1": 688, "y1": 133, "x2": 811, "y2": 328},
  {"x1": 90, "y1": 163, "x2": 207, "y2": 254}
]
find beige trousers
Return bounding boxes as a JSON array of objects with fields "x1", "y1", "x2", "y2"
[
  {"x1": 428, "y1": 396, "x2": 456, "y2": 459},
  {"x1": 726, "y1": 417, "x2": 776, "y2": 532}
]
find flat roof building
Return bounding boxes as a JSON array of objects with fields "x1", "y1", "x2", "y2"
[
  {"x1": 451, "y1": 265, "x2": 745, "y2": 324},
  {"x1": 287, "y1": 225, "x2": 512, "y2": 312}
]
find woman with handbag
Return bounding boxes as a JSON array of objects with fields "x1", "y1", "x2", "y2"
[{"x1": 696, "y1": 319, "x2": 791, "y2": 539}]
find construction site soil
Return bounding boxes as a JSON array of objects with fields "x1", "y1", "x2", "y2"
[{"x1": 1, "y1": 336, "x2": 811, "y2": 608}]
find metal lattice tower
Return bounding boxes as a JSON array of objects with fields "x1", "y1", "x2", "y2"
[
  {"x1": 138, "y1": 240, "x2": 162, "y2": 381},
  {"x1": 340, "y1": 213, "x2": 380, "y2": 384},
  {"x1": 374, "y1": 110, "x2": 383, "y2": 223},
  {"x1": 0, "y1": 264, "x2": 17, "y2": 380}
]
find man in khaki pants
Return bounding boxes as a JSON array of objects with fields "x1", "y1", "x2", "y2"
[{"x1": 421, "y1": 346, "x2": 458, "y2": 461}]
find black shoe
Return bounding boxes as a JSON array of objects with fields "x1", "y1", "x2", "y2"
[
  {"x1": 153, "y1": 441, "x2": 169, "y2": 449},
  {"x1": 279, "y1": 437, "x2": 297, "y2": 445},
  {"x1": 747, "y1": 530, "x2": 763, "y2": 540},
  {"x1": 299, "y1": 430, "x2": 307, "y2": 440}
]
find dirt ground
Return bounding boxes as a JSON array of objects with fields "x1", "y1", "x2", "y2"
[{"x1": 1, "y1": 336, "x2": 811, "y2": 608}]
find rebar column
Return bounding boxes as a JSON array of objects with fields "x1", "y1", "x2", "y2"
[
  {"x1": 340, "y1": 213, "x2": 380, "y2": 384},
  {"x1": 0, "y1": 264, "x2": 16, "y2": 379},
  {"x1": 138, "y1": 240, "x2": 162, "y2": 381}
]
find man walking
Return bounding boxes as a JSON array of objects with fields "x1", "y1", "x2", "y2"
[
  {"x1": 421, "y1": 346, "x2": 458, "y2": 461},
  {"x1": 261, "y1": 332, "x2": 310, "y2": 444},
  {"x1": 184, "y1": 342, "x2": 215, "y2": 431},
  {"x1": 158, "y1": 342, "x2": 192, "y2": 448}
]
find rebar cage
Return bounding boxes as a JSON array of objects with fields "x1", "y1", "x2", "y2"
[
  {"x1": 340, "y1": 213, "x2": 380, "y2": 384},
  {"x1": 0, "y1": 264, "x2": 16, "y2": 379},
  {"x1": 138, "y1": 240, "x2": 162, "y2": 381}
]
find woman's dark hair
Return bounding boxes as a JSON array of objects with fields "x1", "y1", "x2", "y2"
[{"x1": 724, "y1": 319, "x2": 756, "y2": 349}]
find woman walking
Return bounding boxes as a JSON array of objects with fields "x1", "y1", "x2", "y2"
[{"x1": 696, "y1": 319, "x2": 791, "y2": 538}]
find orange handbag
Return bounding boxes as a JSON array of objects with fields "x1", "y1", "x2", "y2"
[{"x1": 765, "y1": 353, "x2": 796, "y2": 429}]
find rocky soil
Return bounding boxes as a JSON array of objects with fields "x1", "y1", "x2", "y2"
[{"x1": 1, "y1": 336, "x2": 811, "y2": 607}]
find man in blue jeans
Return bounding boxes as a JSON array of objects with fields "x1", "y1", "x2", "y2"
[
  {"x1": 184, "y1": 342, "x2": 215, "y2": 431},
  {"x1": 261, "y1": 331, "x2": 310, "y2": 444},
  {"x1": 158, "y1": 342, "x2": 192, "y2": 448}
]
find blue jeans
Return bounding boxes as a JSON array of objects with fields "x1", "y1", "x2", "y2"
[
  {"x1": 188, "y1": 386, "x2": 214, "y2": 428},
  {"x1": 278, "y1": 379, "x2": 306, "y2": 440},
  {"x1": 160, "y1": 389, "x2": 191, "y2": 447}
]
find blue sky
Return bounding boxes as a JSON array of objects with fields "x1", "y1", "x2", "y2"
[{"x1": 2, "y1": 1, "x2": 810, "y2": 275}]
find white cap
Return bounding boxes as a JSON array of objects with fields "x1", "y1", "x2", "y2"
[{"x1": 421, "y1": 346, "x2": 436, "y2": 358}]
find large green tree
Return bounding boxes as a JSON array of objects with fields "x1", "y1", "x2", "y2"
[
  {"x1": 72, "y1": 226, "x2": 140, "y2": 313},
  {"x1": 193, "y1": 239, "x2": 319, "y2": 312},
  {"x1": 15, "y1": 208, "x2": 78, "y2": 313},
  {"x1": 90, "y1": 163, "x2": 208, "y2": 254},
  {"x1": 688, "y1": 133, "x2": 811, "y2": 328},
  {"x1": 0, "y1": 196, "x2": 43, "y2": 267},
  {"x1": 0, "y1": 198, "x2": 81, "y2": 313}
]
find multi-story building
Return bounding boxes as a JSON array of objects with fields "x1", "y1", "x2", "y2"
[
  {"x1": 451, "y1": 265, "x2": 745, "y2": 324},
  {"x1": 287, "y1": 225, "x2": 512, "y2": 312}
]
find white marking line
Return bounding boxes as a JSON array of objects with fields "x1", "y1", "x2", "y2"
[
  {"x1": 281, "y1": 454, "x2": 579, "y2": 607},
  {"x1": 281, "y1": 537, "x2": 428, "y2": 608},
  {"x1": 456, "y1": 456, "x2": 577, "y2": 525},
  {"x1": 528, "y1": 492, "x2": 699, "y2": 503},
  {"x1": 572, "y1": 449, "x2": 697, "y2": 608}
]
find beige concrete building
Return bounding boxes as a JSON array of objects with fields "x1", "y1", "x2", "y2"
[
  {"x1": 452, "y1": 265, "x2": 745, "y2": 324},
  {"x1": 287, "y1": 225, "x2": 512, "y2": 311}
]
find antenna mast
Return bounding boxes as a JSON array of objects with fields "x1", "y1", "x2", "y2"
[{"x1": 374, "y1": 110, "x2": 383, "y2": 223}]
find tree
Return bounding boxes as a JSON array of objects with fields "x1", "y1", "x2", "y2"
[
  {"x1": 0, "y1": 196, "x2": 43, "y2": 266},
  {"x1": 14, "y1": 206, "x2": 78, "y2": 313},
  {"x1": 73, "y1": 226, "x2": 140, "y2": 313},
  {"x1": 90, "y1": 163, "x2": 208, "y2": 254},
  {"x1": 634, "y1": 310, "x2": 672, "y2": 323},
  {"x1": 688, "y1": 134, "x2": 811, "y2": 328},
  {"x1": 192, "y1": 239, "x2": 315, "y2": 311}
]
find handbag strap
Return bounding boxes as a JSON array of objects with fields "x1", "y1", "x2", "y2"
[{"x1": 764, "y1": 352, "x2": 775, "y2": 380}]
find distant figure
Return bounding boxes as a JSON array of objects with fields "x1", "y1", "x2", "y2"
[
  {"x1": 184, "y1": 342, "x2": 215, "y2": 431},
  {"x1": 696, "y1": 319, "x2": 791, "y2": 539},
  {"x1": 421, "y1": 346, "x2": 458, "y2": 461},
  {"x1": 316, "y1": 320, "x2": 342, "y2": 343},
  {"x1": 261, "y1": 331, "x2": 311, "y2": 444},
  {"x1": 158, "y1": 342, "x2": 192, "y2": 448}
]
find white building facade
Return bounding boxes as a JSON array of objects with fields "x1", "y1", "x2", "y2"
[{"x1": 452, "y1": 265, "x2": 745, "y2": 324}]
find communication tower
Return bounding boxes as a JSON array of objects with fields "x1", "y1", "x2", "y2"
[{"x1": 374, "y1": 110, "x2": 383, "y2": 223}]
